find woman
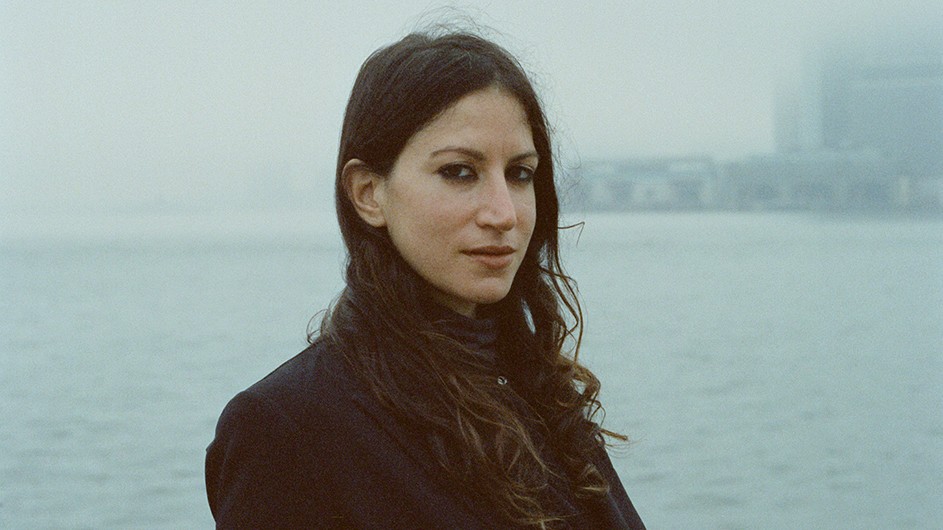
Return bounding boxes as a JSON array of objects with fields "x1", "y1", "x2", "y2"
[{"x1": 206, "y1": 30, "x2": 645, "y2": 529}]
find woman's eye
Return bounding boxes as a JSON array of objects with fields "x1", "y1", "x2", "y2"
[
  {"x1": 507, "y1": 166, "x2": 535, "y2": 184},
  {"x1": 438, "y1": 164, "x2": 476, "y2": 181}
]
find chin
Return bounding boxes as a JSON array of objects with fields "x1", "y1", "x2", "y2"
[{"x1": 467, "y1": 283, "x2": 514, "y2": 306}]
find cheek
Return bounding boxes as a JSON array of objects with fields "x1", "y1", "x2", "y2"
[
  {"x1": 518, "y1": 192, "x2": 538, "y2": 236},
  {"x1": 387, "y1": 201, "x2": 455, "y2": 262}
]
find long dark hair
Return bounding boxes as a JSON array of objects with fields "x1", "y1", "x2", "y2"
[{"x1": 318, "y1": 30, "x2": 622, "y2": 527}]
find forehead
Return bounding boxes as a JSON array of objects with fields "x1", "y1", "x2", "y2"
[{"x1": 407, "y1": 87, "x2": 535, "y2": 151}]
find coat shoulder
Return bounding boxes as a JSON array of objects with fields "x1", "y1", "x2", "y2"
[{"x1": 234, "y1": 338, "x2": 359, "y2": 427}]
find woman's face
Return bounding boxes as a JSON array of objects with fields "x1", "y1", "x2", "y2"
[{"x1": 374, "y1": 86, "x2": 538, "y2": 317}]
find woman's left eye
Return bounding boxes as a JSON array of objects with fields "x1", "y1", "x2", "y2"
[
  {"x1": 507, "y1": 166, "x2": 535, "y2": 184},
  {"x1": 438, "y1": 164, "x2": 476, "y2": 181}
]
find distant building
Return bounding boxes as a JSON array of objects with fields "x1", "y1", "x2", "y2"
[
  {"x1": 770, "y1": 34, "x2": 942, "y2": 211},
  {"x1": 777, "y1": 37, "x2": 943, "y2": 179},
  {"x1": 721, "y1": 150, "x2": 898, "y2": 210},
  {"x1": 775, "y1": 54, "x2": 826, "y2": 152},
  {"x1": 573, "y1": 157, "x2": 717, "y2": 211},
  {"x1": 574, "y1": 35, "x2": 942, "y2": 214}
]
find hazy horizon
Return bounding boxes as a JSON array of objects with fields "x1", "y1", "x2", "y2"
[{"x1": 2, "y1": 1, "x2": 940, "y2": 220}]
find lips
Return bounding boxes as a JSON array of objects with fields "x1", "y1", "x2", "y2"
[{"x1": 463, "y1": 245, "x2": 515, "y2": 270}]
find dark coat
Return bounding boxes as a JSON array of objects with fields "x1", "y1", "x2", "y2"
[{"x1": 206, "y1": 339, "x2": 646, "y2": 529}]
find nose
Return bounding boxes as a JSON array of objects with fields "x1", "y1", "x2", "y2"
[{"x1": 476, "y1": 172, "x2": 517, "y2": 231}]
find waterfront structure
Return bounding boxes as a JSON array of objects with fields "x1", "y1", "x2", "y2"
[
  {"x1": 720, "y1": 150, "x2": 897, "y2": 210},
  {"x1": 574, "y1": 35, "x2": 941, "y2": 213},
  {"x1": 573, "y1": 157, "x2": 717, "y2": 211},
  {"x1": 772, "y1": 35, "x2": 942, "y2": 210}
]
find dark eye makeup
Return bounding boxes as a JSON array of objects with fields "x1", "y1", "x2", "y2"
[
  {"x1": 507, "y1": 165, "x2": 535, "y2": 184},
  {"x1": 436, "y1": 163, "x2": 536, "y2": 184},
  {"x1": 437, "y1": 163, "x2": 477, "y2": 181}
]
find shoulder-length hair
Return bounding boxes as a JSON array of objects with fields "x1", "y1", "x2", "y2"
[{"x1": 319, "y1": 30, "x2": 621, "y2": 527}]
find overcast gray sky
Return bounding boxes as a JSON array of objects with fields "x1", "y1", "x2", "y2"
[{"x1": 1, "y1": 0, "x2": 940, "y2": 216}]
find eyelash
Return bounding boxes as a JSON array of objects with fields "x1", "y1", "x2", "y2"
[{"x1": 437, "y1": 163, "x2": 535, "y2": 184}]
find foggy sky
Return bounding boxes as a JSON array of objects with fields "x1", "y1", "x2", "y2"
[{"x1": 1, "y1": 0, "x2": 940, "y2": 215}]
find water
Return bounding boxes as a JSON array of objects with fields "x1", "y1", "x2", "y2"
[{"x1": 2, "y1": 211, "x2": 940, "y2": 529}]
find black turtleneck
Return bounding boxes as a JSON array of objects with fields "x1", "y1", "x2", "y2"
[
  {"x1": 205, "y1": 308, "x2": 645, "y2": 529},
  {"x1": 426, "y1": 303, "x2": 500, "y2": 364}
]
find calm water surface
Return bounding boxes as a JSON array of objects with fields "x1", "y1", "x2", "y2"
[{"x1": 1, "y1": 211, "x2": 940, "y2": 528}]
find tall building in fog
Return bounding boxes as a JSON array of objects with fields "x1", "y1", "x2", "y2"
[
  {"x1": 777, "y1": 37, "x2": 943, "y2": 177},
  {"x1": 775, "y1": 54, "x2": 826, "y2": 152}
]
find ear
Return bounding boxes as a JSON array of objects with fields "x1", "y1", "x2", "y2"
[{"x1": 342, "y1": 159, "x2": 387, "y2": 227}]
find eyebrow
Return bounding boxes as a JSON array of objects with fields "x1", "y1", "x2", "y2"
[{"x1": 430, "y1": 146, "x2": 539, "y2": 164}]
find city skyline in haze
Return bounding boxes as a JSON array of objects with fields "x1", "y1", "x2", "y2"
[{"x1": 2, "y1": 0, "x2": 940, "y2": 216}]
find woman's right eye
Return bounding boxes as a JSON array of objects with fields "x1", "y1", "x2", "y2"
[{"x1": 437, "y1": 164, "x2": 476, "y2": 181}]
